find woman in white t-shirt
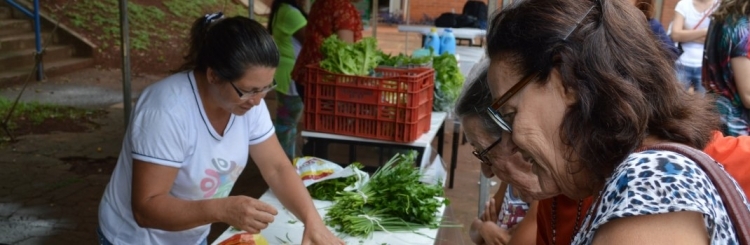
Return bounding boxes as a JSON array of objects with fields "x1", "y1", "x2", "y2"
[
  {"x1": 96, "y1": 13, "x2": 344, "y2": 245},
  {"x1": 671, "y1": 0, "x2": 718, "y2": 94}
]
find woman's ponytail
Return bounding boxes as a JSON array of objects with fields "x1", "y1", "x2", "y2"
[{"x1": 176, "y1": 12, "x2": 225, "y2": 72}]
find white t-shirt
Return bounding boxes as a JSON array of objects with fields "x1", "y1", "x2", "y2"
[
  {"x1": 675, "y1": 0, "x2": 716, "y2": 67},
  {"x1": 98, "y1": 71, "x2": 275, "y2": 245}
]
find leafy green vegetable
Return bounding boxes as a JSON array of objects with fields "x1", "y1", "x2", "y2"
[
  {"x1": 432, "y1": 53, "x2": 464, "y2": 112},
  {"x1": 306, "y1": 163, "x2": 363, "y2": 201},
  {"x1": 320, "y1": 35, "x2": 382, "y2": 76},
  {"x1": 377, "y1": 52, "x2": 464, "y2": 112},
  {"x1": 379, "y1": 52, "x2": 432, "y2": 68},
  {"x1": 324, "y1": 151, "x2": 449, "y2": 238}
]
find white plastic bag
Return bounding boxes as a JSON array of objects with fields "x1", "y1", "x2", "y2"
[{"x1": 293, "y1": 156, "x2": 369, "y2": 189}]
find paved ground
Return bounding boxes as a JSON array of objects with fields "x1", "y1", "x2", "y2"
[{"x1": 0, "y1": 25, "x2": 495, "y2": 245}]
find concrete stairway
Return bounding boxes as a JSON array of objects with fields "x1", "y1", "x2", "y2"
[{"x1": 0, "y1": 2, "x2": 93, "y2": 87}]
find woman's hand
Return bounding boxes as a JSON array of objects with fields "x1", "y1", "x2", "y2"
[
  {"x1": 220, "y1": 196, "x2": 278, "y2": 234},
  {"x1": 480, "y1": 222, "x2": 511, "y2": 245},
  {"x1": 481, "y1": 198, "x2": 499, "y2": 223},
  {"x1": 301, "y1": 221, "x2": 345, "y2": 245}
]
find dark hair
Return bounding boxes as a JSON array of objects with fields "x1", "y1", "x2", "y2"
[
  {"x1": 712, "y1": 0, "x2": 750, "y2": 22},
  {"x1": 455, "y1": 64, "x2": 502, "y2": 135},
  {"x1": 268, "y1": 0, "x2": 308, "y2": 35},
  {"x1": 486, "y1": 0, "x2": 719, "y2": 181},
  {"x1": 634, "y1": 0, "x2": 654, "y2": 19},
  {"x1": 177, "y1": 15, "x2": 279, "y2": 82}
]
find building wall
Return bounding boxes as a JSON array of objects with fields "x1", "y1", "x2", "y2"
[
  {"x1": 406, "y1": 0, "x2": 472, "y2": 23},
  {"x1": 659, "y1": 0, "x2": 680, "y2": 30}
]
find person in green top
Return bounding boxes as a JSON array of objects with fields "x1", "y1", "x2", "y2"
[{"x1": 268, "y1": 0, "x2": 307, "y2": 159}]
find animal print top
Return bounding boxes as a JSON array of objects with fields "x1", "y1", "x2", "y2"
[{"x1": 572, "y1": 150, "x2": 750, "y2": 244}]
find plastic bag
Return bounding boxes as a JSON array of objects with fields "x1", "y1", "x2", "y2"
[
  {"x1": 217, "y1": 232, "x2": 269, "y2": 245},
  {"x1": 293, "y1": 156, "x2": 369, "y2": 189}
]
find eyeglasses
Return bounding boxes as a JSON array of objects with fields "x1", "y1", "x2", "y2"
[
  {"x1": 472, "y1": 136, "x2": 502, "y2": 165},
  {"x1": 485, "y1": 72, "x2": 538, "y2": 133},
  {"x1": 229, "y1": 80, "x2": 277, "y2": 101}
]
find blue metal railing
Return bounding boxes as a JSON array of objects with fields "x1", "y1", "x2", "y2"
[{"x1": 4, "y1": 0, "x2": 43, "y2": 81}]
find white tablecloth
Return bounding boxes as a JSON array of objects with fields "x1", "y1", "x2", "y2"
[{"x1": 212, "y1": 190, "x2": 447, "y2": 245}]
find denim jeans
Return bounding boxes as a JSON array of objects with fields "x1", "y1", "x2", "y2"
[{"x1": 676, "y1": 63, "x2": 705, "y2": 94}]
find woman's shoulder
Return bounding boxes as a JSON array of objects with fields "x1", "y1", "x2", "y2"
[
  {"x1": 674, "y1": 0, "x2": 693, "y2": 12},
  {"x1": 137, "y1": 71, "x2": 195, "y2": 112},
  {"x1": 616, "y1": 150, "x2": 708, "y2": 186},
  {"x1": 591, "y1": 150, "x2": 744, "y2": 244}
]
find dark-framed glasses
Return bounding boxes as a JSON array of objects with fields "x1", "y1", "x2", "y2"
[
  {"x1": 229, "y1": 80, "x2": 277, "y2": 101},
  {"x1": 485, "y1": 72, "x2": 538, "y2": 133},
  {"x1": 472, "y1": 136, "x2": 502, "y2": 165}
]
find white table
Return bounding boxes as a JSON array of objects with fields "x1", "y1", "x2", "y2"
[
  {"x1": 212, "y1": 190, "x2": 447, "y2": 245},
  {"x1": 398, "y1": 25, "x2": 486, "y2": 49},
  {"x1": 301, "y1": 112, "x2": 449, "y2": 184},
  {"x1": 397, "y1": 25, "x2": 487, "y2": 40}
]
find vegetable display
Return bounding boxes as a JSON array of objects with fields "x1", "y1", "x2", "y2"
[
  {"x1": 306, "y1": 163, "x2": 363, "y2": 201},
  {"x1": 379, "y1": 52, "x2": 432, "y2": 68},
  {"x1": 320, "y1": 35, "x2": 382, "y2": 76},
  {"x1": 379, "y1": 52, "x2": 464, "y2": 112},
  {"x1": 432, "y1": 53, "x2": 464, "y2": 112},
  {"x1": 324, "y1": 151, "x2": 448, "y2": 238}
]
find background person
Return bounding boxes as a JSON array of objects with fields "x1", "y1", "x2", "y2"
[
  {"x1": 633, "y1": 0, "x2": 680, "y2": 60},
  {"x1": 267, "y1": 0, "x2": 308, "y2": 159},
  {"x1": 671, "y1": 0, "x2": 718, "y2": 94},
  {"x1": 291, "y1": 0, "x2": 363, "y2": 98},
  {"x1": 702, "y1": 0, "x2": 750, "y2": 136}
]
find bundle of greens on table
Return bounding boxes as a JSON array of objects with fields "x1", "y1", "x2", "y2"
[
  {"x1": 324, "y1": 151, "x2": 450, "y2": 238},
  {"x1": 319, "y1": 35, "x2": 382, "y2": 76}
]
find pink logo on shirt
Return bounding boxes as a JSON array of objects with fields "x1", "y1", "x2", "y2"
[{"x1": 200, "y1": 158, "x2": 244, "y2": 198}]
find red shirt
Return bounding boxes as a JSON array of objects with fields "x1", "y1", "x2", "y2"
[
  {"x1": 536, "y1": 196, "x2": 594, "y2": 245},
  {"x1": 537, "y1": 133, "x2": 750, "y2": 244},
  {"x1": 291, "y1": 0, "x2": 362, "y2": 84}
]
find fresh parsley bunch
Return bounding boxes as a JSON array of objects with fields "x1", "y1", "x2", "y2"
[{"x1": 324, "y1": 151, "x2": 448, "y2": 238}]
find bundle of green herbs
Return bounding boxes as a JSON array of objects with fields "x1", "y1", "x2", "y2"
[
  {"x1": 306, "y1": 163, "x2": 364, "y2": 201},
  {"x1": 319, "y1": 35, "x2": 382, "y2": 76},
  {"x1": 325, "y1": 151, "x2": 449, "y2": 237}
]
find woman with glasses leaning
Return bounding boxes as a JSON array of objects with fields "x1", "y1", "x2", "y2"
[
  {"x1": 96, "y1": 14, "x2": 343, "y2": 245},
  {"x1": 483, "y1": 0, "x2": 749, "y2": 244},
  {"x1": 456, "y1": 60, "x2": 538, "y2": 245}
]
